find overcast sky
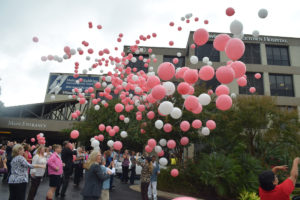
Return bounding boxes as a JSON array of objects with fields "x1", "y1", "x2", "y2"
[{"x1": 0, "y1": 0, "x2": 299, "y2": 107}]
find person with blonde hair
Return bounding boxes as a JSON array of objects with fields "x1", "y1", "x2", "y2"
[
  {"x1": 81, "y1": 150, "x2": 111, "y2": 200},
  {"x1": 8, "y1": 144, "x2": 45, "y2": 200},
  {"x1": 27, "y1": 146, "x2": 47, "y2": 200},
  {"x1": 46, "y1": 144, "x2": 63, "y2": 200}
]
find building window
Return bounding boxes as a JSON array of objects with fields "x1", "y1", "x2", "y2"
[
  {"x1": 199, "y1": 76, "x2": 220, "y2": 91},
  {"x1": 269, "y1": 74, "x2": 294, "y2": 97},
  {"x1": 195, "y1": 42, "x2": 220, "y2": 62},
  {"x1": 239, "y1": 72, "x2": 264, "y2": 95},
  {"x1": 163, "y1": 56, "x2": 185, "y2": 68},
  {"x1": 239, "y1": 43, "x2": 261, "y2": 64},
  {"x1": 126, "y1": 54, "x2": 149, "y2": 73},
  {"x1": 266, "y1": 45, "x2": 290, "y2": 66}
]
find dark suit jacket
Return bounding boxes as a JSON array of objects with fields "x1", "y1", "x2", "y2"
[
  {"x1": 81, "y1": 163, "x2": 110, "y2": 198},
  {"x1": 61, "y1": 147, "x2": 74, "y2": 175}
]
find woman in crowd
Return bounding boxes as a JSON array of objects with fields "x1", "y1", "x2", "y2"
[
  {"x1": 73, "y1": 147, "x2": 85, "y2": 186},
  {"x1": 27, "y1": 146, "x2": 47, "y2": 200},
  {"x1": 46, "y1": 144, "x2": 63, "y2": 200},
  {"x1": 81, "y1": 150, "x2": 111, "y2": 200},
  {"x1": 136, "y1": 153, "x2": 153, "y2": 200},
  {"x1": 0, "y1": 157, "x2": 7, "y2": 174},
  {"x1": 24, "y1": 144, "x2": 32, "y2": 164},
  {"x1": 100, "y1": 157, "x2": 115, "y2": 200},
  {"x1": 8, "y1": 144, "x2": 45, "y2": 200},
  {"x1": 121, "y1": 149, "x2": 130, "y2": 183}
]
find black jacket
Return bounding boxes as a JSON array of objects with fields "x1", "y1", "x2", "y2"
[
  {"x1": 81, "y1": 164, "x2": 110, "y2": 198},
  {"x1": 61, "y1": 147, "x2": 74, "y2": 174}
]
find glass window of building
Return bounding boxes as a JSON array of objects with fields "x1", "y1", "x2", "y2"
[
  {"x1": 163, "y1": 55, "x2": 185, "y2": 68},
  {"x1": 126, "y1": 54, "x2": 149, "y2": 73},
  {"x1": 195, "y1": 42, "x2": 220, "y2": 62},
  {"x1": 266, "y1": 45, "x2": 290, "y2": 66},
  {"x1": 199, "y1": 76, "x2": 220, "y2": 91},
  {"x1": 239, "y1": 72, "x2": 264, "y2": 95},
  {"x1": 269, "y1": 74, "x2": 294, "y2": 97},
  {"x1": 239, "y1": 43, "x2": 261, "y2": 64}
]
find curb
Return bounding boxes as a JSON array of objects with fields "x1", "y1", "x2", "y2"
[{"x1": 129, "y1": 184, "x2": 205, "y2": 200}]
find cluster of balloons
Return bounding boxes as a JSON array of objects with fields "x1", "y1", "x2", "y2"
[
  {"x1": 31, "y1": 133, "x2": 46, "y2": 145},
  {"x1": 35, "y1": 5, "x2": 269, "y2": 178}
]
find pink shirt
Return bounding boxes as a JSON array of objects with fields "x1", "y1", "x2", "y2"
[{"x1": 47, "y1": 152, "x2": 63, "y2": 175}]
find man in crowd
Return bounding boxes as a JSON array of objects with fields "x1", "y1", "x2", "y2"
[
  {"x1": 56, "y1": 141, "x2": 74, "y2": 198},
  {"x1": 2, "y1": 141, "x2": 13, "y2": 183},
  {"x1": 148, "y1": 155, "x2": 160, "y2": 200},
  {"x1": 259, "y1": 157, "x2": 300, "y2": 200}
]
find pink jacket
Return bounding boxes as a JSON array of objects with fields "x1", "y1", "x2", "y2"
[{"x1": 47, "y1": 152, "x2": 63, "y2": 175}]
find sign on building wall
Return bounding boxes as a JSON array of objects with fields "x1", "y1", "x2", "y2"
[{"x1": 47, "y1": 74, "x2": 99, "y2": 95}]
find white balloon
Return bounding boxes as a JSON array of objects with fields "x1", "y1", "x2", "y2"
[
  {"x1": 50, "y1": 95, "x2": 55, "y2": 100},
  {"x1": 177, "y1": 52, "x2": 182, "y2": 57},
  {"x1": 63, "y1": 54, "x2": 69, "y2": 59},
  {"x1": 120, "y1": 131, "x2": 128, "y2": 138},
  {"x1": 159, "y1": 157, "x2": 168, "y2": 166},
  {"x1": 202, "y1": 57, "x2": 209, "y2": 63},
  {"x1": 155, "y1": 120, "x2": 164, "y2": 129},
  {"x1": 135, "y1": 50, "x2": 140, "y2": 54},
  {"x1": 181, "y1": 17, "x2": 185, "y2": 21},
  {"x1": 149, "y1": 66, "x2": 154, "y2": 72},
  {"x1": 207, "y1": 61, "x2": 213, "y2": 66},
  {"x1": 105, "y1": 76, "x2": 112, "y2": 82},
  {"x1": 100, "y1": 69, "x2": 104, "y2": 73},
  {"x1": 39, "y1": 133, "x2": 44, "y2": 137},
  {"x1": 258, "y1": 8, "x2": 268, "y2": 19},
  {"x1": 158, "y1": 101, "x2": 174, "y2": 115},
  {"x1": 162, "y1": 82, "x2": 176, "y2": 96},
  {"x1": 102, "y1": 82, "x2": 107, "y2": 87},
  {"x1": 170, "y1": 107, "x2": 182, "y2": 119},
  {"x1": 94, "y1": 105, "x2": 100, "y2": 110},
  {"x1": 70, "y1": 49, "x2": 76, "y2": 55},
  {"x1": 76, "y1": 80, "x2": 80, "y2": 84},
  {"x1": 231, "y1": 93, "x2": 237, "y2": 99},
  {"x1": 230, "y1": 20, "x2": 243, "y2": 35},
  {"x1": 135, "y1": 87, "x2": 141, "y2": 93},
  {"x1": 252, "y1": 30, "x2": 259, "y2": 38},
  {"x1": 182, "y1": 94, "x2": 190, "y2": 99},
  {"x1": 154, "y1": 146, "x2": 162, "y2": 153},
  {"x1": 82, "y1": 69, "x2": 88, "y2": 74},
  {"x1": 198, "y1": 93, "x2": 211, "y2": 106},
  {"x1": 107, "y1": 140, "x2": 114, "y2": 148},
  {"x1": 68, "y1": 95, "x2": 72, "y2": 99},
  {"x1": 176, "y1": 67, "x2": 181, "y2": 73},
  {"x1": 132, "y1": 75, "x2": 139, "y2": 81},
  {"x1": 58, "y1": 58, "x2": 63, "y2": 63},
  {"x1": 202, "y1": 127, "x2": 210, "y2": 136},
  {"x1": 122, "y1": 82, "x2": 127, "y2": 87},
  {"x1": 86, "y1": 56, "x2": 90, "y2": 61},
  {"x1": 190, "y1": 55, "x2": 198, "y2": 64},
  {"x1": 90, "y1": 138, "x2": 96, "y2": 142},
  {"x1": 91, "y1": 140, "x2": 100, "y2": 148},
  {"x1": 124, "y1": 117, "x2": 130, "y2": 123},
  {"x1": 151, "y1": 54, "x2": 156, "y2": 59},
  {"x1": 101, "y1": 100, "x2": 106, "y2": 105},
  {"x1": 234, "y1": 32, "x2": 244, "y2": 39},
  {"x1": 131, "y1": 57, "x2": 137, "y2": 63},
  {"x1": 147, "y1": 72, "x2": 155, "y2": 77},
  {"x1": 80, "y1": 116, "x2": 85, "y2": 121},
  {"x1": 159, "y1": 139, "x2": 167, "y2": 147},
  {"x1": 143, "y1": 58, "x2": 147, "y2": 63}
]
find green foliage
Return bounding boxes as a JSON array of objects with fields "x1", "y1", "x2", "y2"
[{"x1": 238, "y1": 190, "x2": 260, "y2": 200}]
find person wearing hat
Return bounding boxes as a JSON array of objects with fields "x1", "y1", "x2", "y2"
[
  {"x1": 259, "y1": 157, "x2": 300, "y2": 200},
  {"x1": 136, "y1": 153, "x2": 153, "y2": 200}
]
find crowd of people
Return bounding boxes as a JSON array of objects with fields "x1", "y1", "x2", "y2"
[{"x1": 0, "y1": 140, "x2": 162, "y2": 200}]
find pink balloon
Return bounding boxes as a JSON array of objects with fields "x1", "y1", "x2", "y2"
[
  {"x1": 249, "y1": 87, "x2": 256, "y2": 93},
  {"x1": 70, "y1": 130, "x2": 79, "y2": 139},
  {"x1": 138, "y1": 105, "x2": 145, "y2": 112},
  {"x1": 183, "y1": 69, "x2": 198, "y2": 84},
  {"x1": 215, "y1": 85, "x2": 230, "y2": 96},
  {"x1": 163, "y1": 123, "x2": 173, "y2": 133},
  {"x1": 206, "y1": 120, "x2": 216, "y2": 130},
  {"x1": 216, "y1": 66, "x2": 235, "y2": 84},
  {"x1": 177, "y1": 82, "x2": 190, "y2": 95},
  {"x1": 188, "y1": 86, "x2": 195, "y2": 95},
  {"x1": 199, "y1": 65, "x2": 215, "y2": 81},
  {"x1": 32, "y1": 36, "x2": 39, "y2": 43},
  {"x1": 167, "y1": 140, "x2": 176, "y2": 149},
  {"x1": 193, "y1": 28, "x2": 209, "y2": 46},
  {"x1": 255, "y1": 73, "x2": 261, "y2": 79},
  {"x1": 230, "y1": 61, "x2": 246, "y2": 78},
  {"x1": 106, "y1": 126, "x2": 112, "y2": 133},
  {"x1": 146, "y1": 94, "x2": 157, "y2": 104},
  {"x1": 113, "y1": 141, "x2": 123, "y2": 151},
  {"x1": 226, "y1": 7, "x2": 235, "y2": 16},
  {"x1": 147, "y1": 111, "x2": 155, "y2": 119},
  {"x1": 119, "y1": 115, "x2": 125, "y2": 121},
  {"x1": 98, "y1": 124, "x2": 105, "y2": 132},
  {"x1": 79, "y1": 98, "x2": 86, "y2": 104},
  {"x1": 176, "y1": 67, "x2": 189, "y2": 79},
  {"x1": 115, "y1": 103, "x2": 124, "y2": 113},
  {"x1": 148, "y1": 139, "x2": 157, "y2": 148},
  {"x1": 88, "y1": 87, "x2": 94, "y2": 93},
  {"x1": 184, "y1": 96, "x2": 199, "y2": 111},
  {"x1": 192, "y1": 120, "x2": 202, "y2": 129},
  {"x1": 31, "y1": 138, "x2": 35, "y2": 143},
  {"x1": 170, "y1": 169, "x2": 179, "y2": 177},
  {"x1": 192, "y1": 104, "x2": 203, "y2": 114},
  {"x1": 146, "y1": 76, "x2": 161, "y2": 89},
  {"x1": 95, "y1": 82, "x2": 101, "y2": 88},
  {"x1": 213, "y1": 34, "x2": 231, "y2": 51},
  {"x1": 207, "y1": 89, "x2": 214, "y2": 95},
  {"x1": 109, "y1": 129, "x2": 116, "y2": 137},
  {"x1": 71, "y1": 113, "x2": 78, "y2": 119},
  {"x1": 225, "y1": 38, "x2": 245, "y2": 61},
  {"x1": 145, "y1": 145, "x2": 153, "y2": 153},
  {"x1": 151, "y1": 85, "x2": 166, "y2": 100},
  {"x1": 216, "y1": 95, "x2": 232, "y2": 111},
  {"x1": 180, "y1": 121, "x2": 190, "y2": 132},
  {"x1": 237, "y1": 77, "x2": 247, "y2": 87},
  {"x1": 180, "y1": 137, "x2": 189, "y2": 146},
  {"x1": 98, "y1": 134, "x2": 104, "y2": 141},
  {"x1": 31, "y1": 145, "x2": 36, "y2": 150},
  {"x1": 157, "y1": 62, "x2": 175, "y2": 81},
  {"x1": 113, "y1": 126, "x2": 120, "y2": 133},
  {"x1": 158, "y1": 150, "x2": 164, "y2": 157}
]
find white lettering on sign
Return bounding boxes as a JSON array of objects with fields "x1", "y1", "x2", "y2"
[
  {"x1": 209, "y1": 34, "x2": 288, "y2": 43},
  {"x1": 8, "y1": 120, "x2": 47, "y2": 129}
]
